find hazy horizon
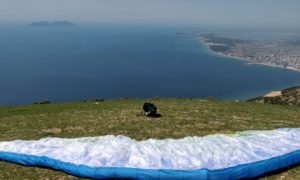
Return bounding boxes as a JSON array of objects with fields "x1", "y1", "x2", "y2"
[{"x1": 0, "y1": 0, "x2": 300, "y2": 28}]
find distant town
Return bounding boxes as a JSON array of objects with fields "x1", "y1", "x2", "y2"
[{"x1": 196, "y1": 33, "x2": 300, "y2": 71}]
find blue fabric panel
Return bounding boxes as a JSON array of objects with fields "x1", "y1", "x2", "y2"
[{"x1": 1, "y1": 150, "x2": 300, "y2": 180}]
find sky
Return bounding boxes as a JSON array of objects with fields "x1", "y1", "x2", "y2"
[{"x1": 0, "y1": 0, "x2": 299, "y2": 27}]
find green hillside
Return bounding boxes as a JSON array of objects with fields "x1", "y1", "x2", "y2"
[
  {"x1": 1, "y1": 98, "x2": 300, "y2": 179},
  {"x1": 248, "y1": 86, "x2": 300, "y2": 106}
]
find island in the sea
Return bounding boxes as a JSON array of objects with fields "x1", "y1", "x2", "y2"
[
  {"x1": 28, "y1": 21, "x2": 76, "y2": 27},
  {"x1": 193, "y1": 33, "x2": 300, "y2": 71}
]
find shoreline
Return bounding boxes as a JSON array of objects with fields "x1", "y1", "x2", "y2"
[{"x1": 198, "y1": 38, "x2": 300, "y2": 73}]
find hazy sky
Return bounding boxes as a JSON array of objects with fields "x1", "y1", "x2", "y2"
[{"x1": 0, "y1": 0, "x2": 299, "y2": 27}]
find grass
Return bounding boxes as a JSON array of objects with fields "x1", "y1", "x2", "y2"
[{"x1": 1, "y1": 98, "x2": 300, "y2": 179}]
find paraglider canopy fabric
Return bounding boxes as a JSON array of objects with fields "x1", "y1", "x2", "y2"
[{"x1": 1, "y1": 128, "x2": 300, "y2": 179}]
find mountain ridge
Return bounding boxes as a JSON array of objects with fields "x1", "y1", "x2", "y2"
[
  {"x1": 248, "y1": 86, "x2": 300, "y2": 106},
  {"x1": 28, "y1": 21, "x2": 76, "y2": 27}
]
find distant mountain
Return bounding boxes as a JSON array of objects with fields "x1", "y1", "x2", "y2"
[
  {"x1": 28, "y1": 21, "x2": 76, "y2": 27},
  {"x1": 248, "y1": 86, "x2": 300, "y2": 106}
]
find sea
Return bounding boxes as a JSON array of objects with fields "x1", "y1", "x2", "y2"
[{"x1": 1, "y1": 24, "x2": 300, "y2": 105}]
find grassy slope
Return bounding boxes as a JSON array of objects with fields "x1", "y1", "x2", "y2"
[{"x1": 1, "y1": 98, "x2": 300, "y2": 179}]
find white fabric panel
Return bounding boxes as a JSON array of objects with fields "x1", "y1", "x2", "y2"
[{"x1": 1, "y1": 128, "x2": 300, "y2": 170}]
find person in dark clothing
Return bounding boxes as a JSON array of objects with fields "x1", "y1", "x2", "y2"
[{"x1": 138, "y1": 103, "x2": 161, "y2": 118}]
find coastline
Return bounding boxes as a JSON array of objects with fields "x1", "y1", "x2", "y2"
[{"x1": 198, "y1": 38, "x2": 300, "y2": 73}]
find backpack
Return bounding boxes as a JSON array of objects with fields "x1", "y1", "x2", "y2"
[{"x1": 143, "y1": 103, "x2": 157, "y2": 116}]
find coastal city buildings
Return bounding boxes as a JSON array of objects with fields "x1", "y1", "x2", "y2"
[{"x1": 200, "y1": 34, "x2": 300, "y2": 71}]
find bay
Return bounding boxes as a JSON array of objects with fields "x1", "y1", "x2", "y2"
[{"x1": 0, "y1": 24, "x2": 300, "y2": 105}]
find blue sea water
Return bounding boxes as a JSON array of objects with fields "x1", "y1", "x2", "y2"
[{"x1": 0, "y1": 24, "x2": 300, "y2": 105}]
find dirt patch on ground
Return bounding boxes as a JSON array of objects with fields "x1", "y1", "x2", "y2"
[{"x1": 42, "y1": 128, "x2": 62, "y2": 134}]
